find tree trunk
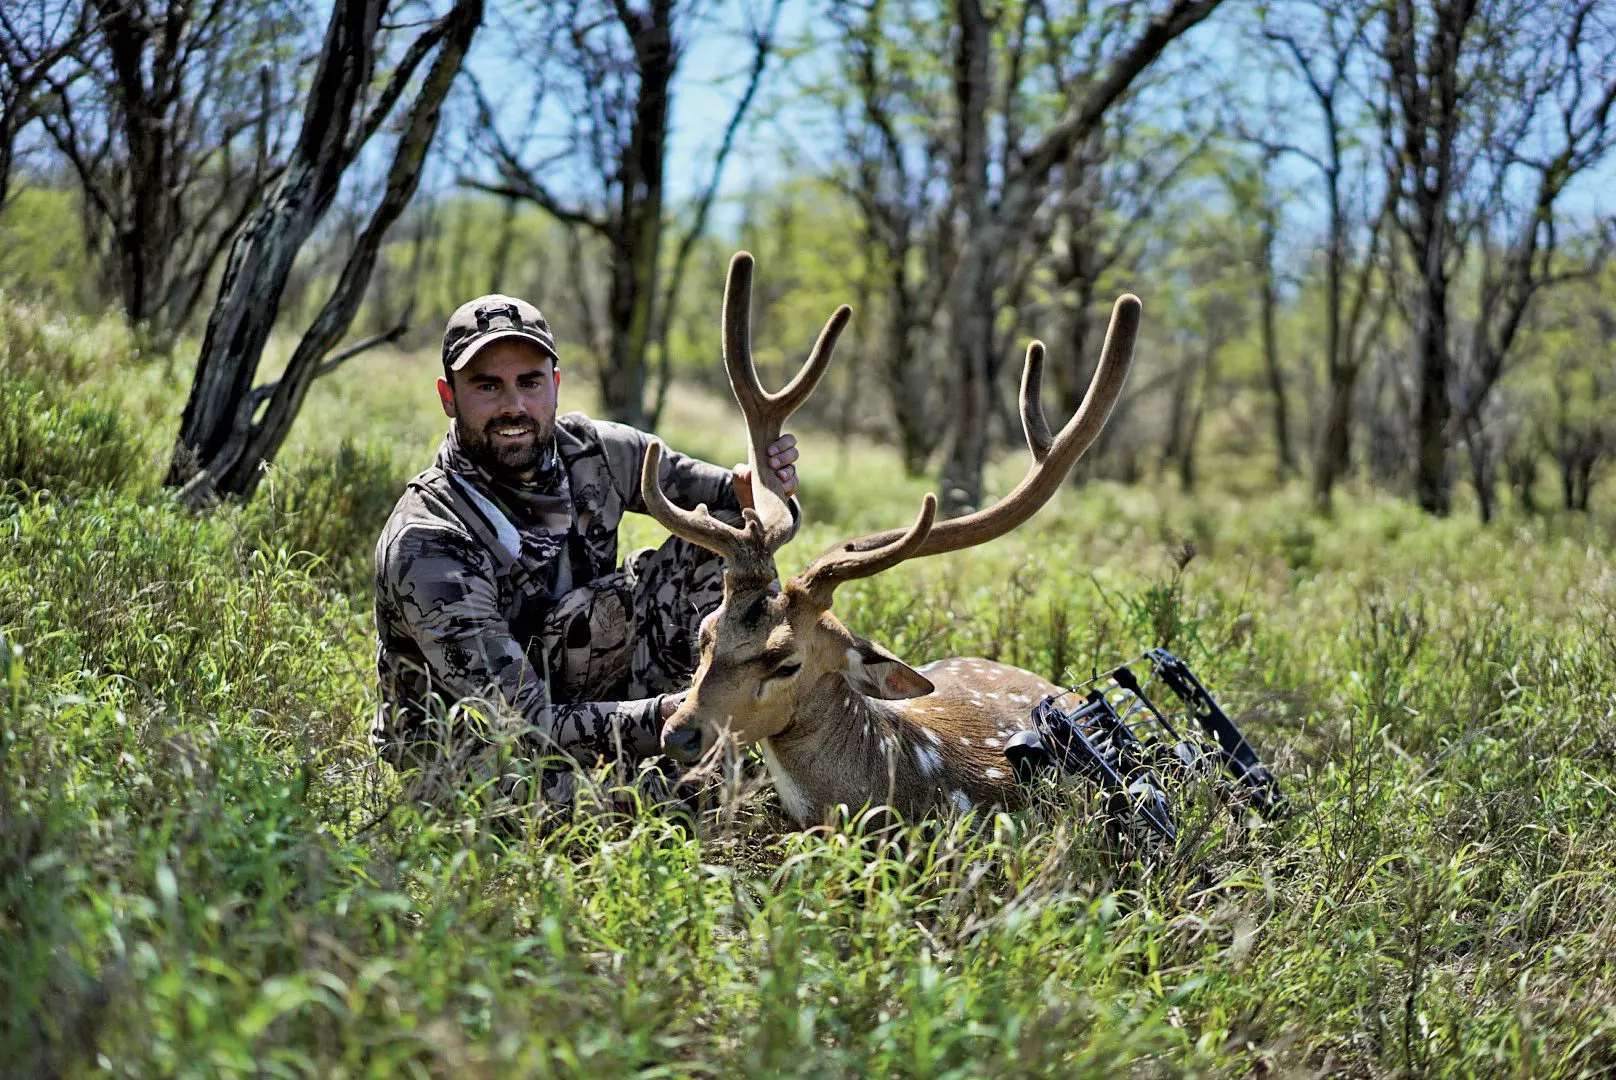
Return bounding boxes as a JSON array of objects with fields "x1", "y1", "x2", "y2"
[
  {"x1": 487, "y1": 194, "x2": 519, "y2": 294},
  {"x1": 599, "y1": 2, "x2": 673, "y2": 428},
  {"x1": 1175, "y1": 343, "x2": 1218, "y2": 493},
  {"x1": 1258, "y1": 208, "x2": 1293, "y2": 482},
  {"x1": 1462, "y1": 420, "x2": 1495, "y2": 524},
  {"x1": 1412, "y1": 273, "x2": 1452, "y2": 515},
  {"x1": 1312, "y1": 373, "x2": 1354, "y2": 511},
  {"x1": 167, "y1": 0, "x2": 481, "y2": 497},
  {"x1": 936, "y1": 0, "x2": 992, "y2": 514},
  {"x1": 1505, "y1": 451, "x2": 1536, "y2": 513}
]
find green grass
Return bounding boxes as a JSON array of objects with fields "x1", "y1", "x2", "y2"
[{"x1": 4, "y1": 299, "x2": 1616, "y2": 1077}]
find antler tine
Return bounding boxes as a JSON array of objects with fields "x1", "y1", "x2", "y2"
[
  {"x1": 1020, "y1": 340, "x2": 1053, "y2": 463},
  {"x1": 721, "y1": 251, "x2": 845, "y2": 553},
  {"x1": 641, "y1": 440, "x2": 774, "y2": 580},
  {"x1": 819, "y1": 293, "x2": 1141, "y2": 564},
  {"x1": 777, "y1": 302, "x2": 851, "y2": 417},
  {"x1": 795, "y1": 494, "x2": 937, "y2": 607}
]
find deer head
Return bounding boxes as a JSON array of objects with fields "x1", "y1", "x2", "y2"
[{"x1": 645, "y1": 252, "x2": 1139, "y2": 814}]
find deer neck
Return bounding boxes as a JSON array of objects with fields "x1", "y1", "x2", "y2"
[{"x1": 761, "y1": 675, "x2": 950, "y2": 825}]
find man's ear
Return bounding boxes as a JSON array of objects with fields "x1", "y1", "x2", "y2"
[
  {"x1": 437, "y1": 376, "x2": 455, "y2": 419},
  {"x1": 845, "y1": 636, "x2": 934, "y2": 700}
]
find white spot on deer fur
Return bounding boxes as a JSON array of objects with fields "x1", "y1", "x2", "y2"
[
  {"x1": 1011, "y1": 694, "x2": 1029, "y2": 704},
  {"x1": 985, "y1": 767, "x2": 1004, "y2": 780},
  {"x1": 985, "y1": 737, "x2": 1001, "y2": 748},
  {"x1": 950, "y1": 789, "x2": 973, "y2": 812},
  {"x1": 987, "y1": 692, "x2": 1000, "y2": 700},
  {"x1": 921, "y1": 727, "x2": 941, "y2": 745},
  {"x1": 959, "y1": 737, "x2": 971, "y2": 747},
  {"x1": 914, "y1": 744, "x2": 943, "y2": 777}
]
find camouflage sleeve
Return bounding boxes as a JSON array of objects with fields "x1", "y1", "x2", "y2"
[
  {"x1": 381, "y1": 522, "x2": 664, "y2": 763},
  {"x1": 587, "y1": 418, "x2": 739, "y2": 515},
  {"x1": 645, "y1": 441, "x2": 741, "y2": 513}
]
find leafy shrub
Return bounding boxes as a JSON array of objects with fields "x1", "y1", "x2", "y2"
[
  {"x1": 242, "y1": 440, "x2": 410, "y2": 593},
  {"x1": 0, "y1": 290, "x2": 136, "y2": 384},
  {"x1": 0, "y1": 377, "x2": 145, "y2": 495}
]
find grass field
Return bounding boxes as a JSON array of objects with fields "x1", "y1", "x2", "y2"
[{"x1": 4, "y1": 296, "x2": 1616, "y2": 1077}]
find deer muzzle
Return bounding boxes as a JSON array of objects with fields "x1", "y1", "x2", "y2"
[{"x1": 661, "y1": 722, "x2": 706, "y2": 763}]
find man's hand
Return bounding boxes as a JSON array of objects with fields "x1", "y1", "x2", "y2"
[
  {"x1": 659, "y1": 690, "x2": 688, "y2": 721},
  {"x1": 732, "y1": 433, "x2": 799, "y2": 509}
]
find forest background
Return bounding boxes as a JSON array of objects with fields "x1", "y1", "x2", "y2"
[{"x1": 3, "y1": 0, "x2": 1616, "y2": 1075}]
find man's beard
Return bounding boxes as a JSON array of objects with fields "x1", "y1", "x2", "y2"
[{"x1": 459, "y1": 413, "x2": 553, "y2": 476}]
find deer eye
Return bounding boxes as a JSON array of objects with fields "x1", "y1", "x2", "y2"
[{"x1": 773, "y1": 662, "x2": 802, "y2": 679}]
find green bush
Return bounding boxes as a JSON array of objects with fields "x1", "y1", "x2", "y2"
[
  {"x1": 241, "y1": 440, "x2": 410, "y2": 593},
  {"x1": 0, "y1": 377, "x2": 145, "y2": 496}
]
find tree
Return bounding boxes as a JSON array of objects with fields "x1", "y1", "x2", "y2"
[
  {"x1": 1518, "y1": 268, "x2": 1616, "y2": 511},
  {"x1": 933, "y1": 0, "x2": 1223, "y2": 513},
  {"x1": 167, "y1": 0, "x2": 483, "y2": 501},
  {"x1": 1155, "y1": 212, "x2": 1247, "y2": 492},
  {"x1": 466, "y1": 0, "x2": 783, "y2": 430},
  {"x1": 1037, "y1": 78, "x2": 1209, "y2": 479},
  {"x1": 819, "y1": 0, "x2": 1221, "y2": 510},
  {"x1": 1377, "y1": 0, "x2": 1616, "y2": 517},
  {"x1": 0, "y1": 0, "x2": 91, "y2": 212},
  {"x1": 1252, "y1": 0, "x2": 1392, "y2": 510},
  {"x1": 817, "y1": 0, "x2": 954, "y2": 476},
  {"x1": 32, "y1": 0, "x2": 304, "y2": 338}
]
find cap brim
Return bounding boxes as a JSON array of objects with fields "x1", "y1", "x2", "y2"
[{"x1": 448, "y1": 329, "x2": 560, "y2": 371}]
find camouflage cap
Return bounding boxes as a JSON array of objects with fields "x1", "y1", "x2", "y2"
[{"x1": 442, "y1": 294, "x2": 560, "y2": 375}]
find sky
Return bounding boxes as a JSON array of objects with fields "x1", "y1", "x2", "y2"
[{"x1": 456, "y1": 0, "x2": 1613, "y2": 246}]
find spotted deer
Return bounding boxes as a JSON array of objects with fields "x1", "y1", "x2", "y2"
[{"x1": 644, "y1": 252, "x2": 1139, "y2": 825}]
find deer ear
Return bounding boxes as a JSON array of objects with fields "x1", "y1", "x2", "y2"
[{"x1": 845, "y1": 637, "x2": 934, "y2": 700}]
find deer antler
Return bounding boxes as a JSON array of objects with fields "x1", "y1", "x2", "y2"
[
  {"x1": 641, "y1": 439, "x2": 777, "y2": 581},
  {"x1": 723, "y1": 251, "x2": 848, "y2": 552},
  {"x1": 792, "y1": 293, "x2": 1140, "y2": 601},
  {"x1": 639, "y1": 251, "x2": 847, "y2": 576},
  {"x1": 796, "y1": 493, "x2": 937, "y2": 606}
]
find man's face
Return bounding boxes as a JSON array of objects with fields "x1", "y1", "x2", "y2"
[{"x1": 437, "y1": 338, "x2": 560, "y2": 479}]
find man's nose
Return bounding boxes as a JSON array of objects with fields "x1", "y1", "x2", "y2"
[
  {"x1": 495, "y1": 387, "x2": 530, "y2": 413},
  {"x1": 661, "y1": 725, "x2": 704, "y2": 762}
]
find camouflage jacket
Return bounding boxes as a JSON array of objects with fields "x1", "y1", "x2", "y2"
[{"x1": 372, "y1": 412, "x2": 738, "y2": 766}]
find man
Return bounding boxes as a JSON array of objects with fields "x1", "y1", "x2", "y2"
[{"x1": 372, "y1": 294, "x2": 798, "y2": 808}]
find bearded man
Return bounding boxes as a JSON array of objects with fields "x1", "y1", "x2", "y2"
[{"x1": 372, "y1": 295, "x2": 798, "y2": 808}]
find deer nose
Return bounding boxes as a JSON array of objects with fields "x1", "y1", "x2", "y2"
[{"x1": 662, "y1": 725, "x2": 705, "y2": 762}]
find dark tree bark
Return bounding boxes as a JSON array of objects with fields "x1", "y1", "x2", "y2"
[
  {"x1": 825, "y1": 0, "x2": 953, "y2": 476},
  {"x1": 167, "y1": 0, "x2": 482, "y2": 500},
  {"x1": 1257, "y1": 195, "x2": 1294, "y2": 482},
  {"x1": 1042, "y1": 100, "x2": 1206, "y2": 481},
  {"x1": 938, "y1": 0, "x2": 994, "y2": 513}
]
